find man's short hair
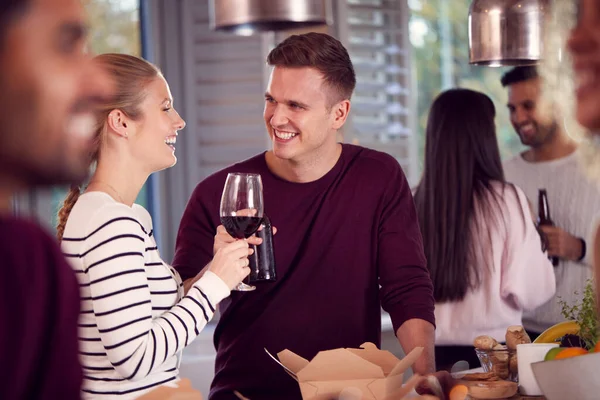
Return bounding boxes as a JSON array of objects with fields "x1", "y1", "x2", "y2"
[
  {"x1": 500, "y1": 66, "x2": 539, "y2": 87},
  {"x1": 267, "y1": 32, "x2": 356, "y2": 103}
]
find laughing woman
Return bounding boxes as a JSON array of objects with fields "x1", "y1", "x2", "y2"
[{"x1": 58, "y1": 54, "x2": 251, "y2": 399}]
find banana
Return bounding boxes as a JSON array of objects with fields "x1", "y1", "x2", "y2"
[{"x1": 533, "y1": 320, "x2": 580, "y2": 344}]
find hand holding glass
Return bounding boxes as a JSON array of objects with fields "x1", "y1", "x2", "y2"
[{"x1": 219, "y1": 173, "x2": 264, "y2": 291}]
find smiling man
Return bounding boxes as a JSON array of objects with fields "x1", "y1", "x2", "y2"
[
  {"x1": 0, "y1": 0, "x2": 112, "y2": 398},
  {"x1": 501, "y1": 66, "x2": 600, "y2": 340},
  {"x1": 173, "y1": 32, "x2": 436, "y2": 400}
]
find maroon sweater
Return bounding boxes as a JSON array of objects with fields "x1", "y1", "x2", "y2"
[
  {"x1": 0, "y1": 216, "x2": 82, "y2": 399},
  {"x1": 173, "y1": 144, "x2": 435, "y2": 400}
]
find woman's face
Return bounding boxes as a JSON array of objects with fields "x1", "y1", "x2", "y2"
[
  {"x1": 129, "y1": 76, "x2": 185, "y2": 173},
  {"x1": 568, "y1": 0, "x2": 600, "y2": 132}
]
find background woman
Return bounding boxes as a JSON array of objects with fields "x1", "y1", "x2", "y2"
[{"x1": 413, "y1": 88, "x2": 556, "y2": 371}]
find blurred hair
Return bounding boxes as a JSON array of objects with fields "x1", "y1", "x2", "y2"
[
  {"x1": 0, "y1": 0, "x2": 30, "y2": 51},
  {"x1": 501, "y1": 66, "x2": 539, "y2": 87}
]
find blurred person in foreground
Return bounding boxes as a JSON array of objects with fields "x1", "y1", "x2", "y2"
[
  {"x1": 567, "y1": 0, "x2": 600, "y2": 311},
  {"x1": 0, "y1": 0, "x2": 112, "y2": 398}
]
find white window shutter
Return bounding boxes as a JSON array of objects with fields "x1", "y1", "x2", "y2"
[
  {"x1": 334, "y1": 0, "x2": 419, "y2": 185},
  {"x1": 181, "y1": 0, "x2": 271, "y2": 183}
]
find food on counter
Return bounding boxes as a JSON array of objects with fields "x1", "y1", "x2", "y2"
[
  {"x1": 554, "y1": 347, "x2": 589, "y2": 360},
  {"x1": 473, "y1": 335, "x2": 498, "y2": 350},
  {"x1": 467, "y1": 380, "x2": 518, "y2": 399},
  {"x1": 488, "y1": 344, "x2": 509, "y2": 379},
  {"x1": 544, "y1": 347, "x2": 564, "y2": 361},
  {"x1": 460, "y1": 371, "x2": 499, "y2": 381},
  {"x1": 472, "y1": 325, "x2": 528, "y2": 382},
  {"x1": 533, "y1": 320, "x2": 580, "y2": 345},
  {"x1": 508, "y1": 352, "x2": 518, "y2": 375},
  {"x1": 449, "y1": 384, "x2": 469, "y2": 400},
  {"x1": 505, "y1": 325, "x2": 531, "y2": 350}
]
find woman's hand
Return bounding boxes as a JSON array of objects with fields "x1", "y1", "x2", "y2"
[
  {"x1": 208, "y1": 240, "x2": 252, "y2": 290},
  {"x1": 213, "y1": 224, "x2": 278, "y2": 255}
]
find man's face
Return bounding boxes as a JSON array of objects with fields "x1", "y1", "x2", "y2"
[
  {"x1": 0, "y1": 0, "x2": 112, "y2": 187},
  {"x1": 263, "y1": 66, "x2": 348, "y2": 164},
  {"x1": 507, "y1": 77, "x2": 558, "y2": 148}
]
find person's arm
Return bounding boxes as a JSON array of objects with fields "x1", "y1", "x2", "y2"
[
  {"x1": 82, "y1": 204, "x2": 233, "y2": 381},
  {"x1": 501, "y1": 186, "x2": 556, "y2": 311},
  {"x1": 396, "y1": 319, "x2": 435, "y2": 374},
  {"x1": 377, "y1": 162, "x2": 436, "y2": 375}
]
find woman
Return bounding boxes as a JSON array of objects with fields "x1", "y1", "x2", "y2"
[
  {"x1": 58, "y1": 54, "x2": 251, "y2": 399},
  {"x1": 413, "y1": 88, "x2": 556, "y2": 371}
]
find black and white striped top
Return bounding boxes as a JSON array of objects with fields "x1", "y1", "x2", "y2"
[{"x1": 61, "y1": 192, "x2": 229, "y2": 399}]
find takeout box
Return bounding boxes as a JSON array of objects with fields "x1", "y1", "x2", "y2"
[{"x1": 266, "y1": 342, "x2": 425, "y2": 400}]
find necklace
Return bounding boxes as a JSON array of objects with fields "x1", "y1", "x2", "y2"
[{"x1": 88, "y1": 180, "x2": 126, "y2": 204}]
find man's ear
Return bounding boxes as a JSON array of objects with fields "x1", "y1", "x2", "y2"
[{"x1": 331, "y1": 99, "x2": 351, "y2": 130}]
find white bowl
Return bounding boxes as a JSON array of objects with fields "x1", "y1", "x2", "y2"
[{"x1": 531, "y1": 351, "x2": 600, "y2": 400}]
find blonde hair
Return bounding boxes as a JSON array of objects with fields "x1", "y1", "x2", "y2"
[{"x1": 56, "y1": 53, "x2": 161, "y2": 241}]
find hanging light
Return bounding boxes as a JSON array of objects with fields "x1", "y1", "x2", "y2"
[
  {"x1": 210, "y1": 0, "x2": 332, "y2": 36},
  {"x1": 468, "y1": 0, "x2": 550, "y2": 66}
]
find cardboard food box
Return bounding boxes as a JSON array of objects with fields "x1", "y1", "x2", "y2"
[{"x1": 266, "y1": 342, "x2": 428, "y2": 400}]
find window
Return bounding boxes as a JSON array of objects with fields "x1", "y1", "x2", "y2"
[
  {"x1": 408, "y1": 0, "x2": 525, "y2": 166},
  {"x1": 335, "y1": 0, "x2": 420, "y2": 185}
]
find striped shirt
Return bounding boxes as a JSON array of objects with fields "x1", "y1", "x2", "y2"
[{"x1": 61, "y1": 192, "x2": 229, "y2": 399}]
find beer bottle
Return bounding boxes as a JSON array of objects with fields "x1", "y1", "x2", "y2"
[{"x1": 538, "y1": 189, "x2": 559, "y2": 267}]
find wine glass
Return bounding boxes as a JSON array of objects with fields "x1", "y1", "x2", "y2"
[{"x1": 220, "y1": 172, "x2": 264, "y2": 291}]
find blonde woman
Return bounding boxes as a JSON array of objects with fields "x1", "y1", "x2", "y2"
[{"x1": 58, "y1": 54, "x2": 251, "y2": 399}]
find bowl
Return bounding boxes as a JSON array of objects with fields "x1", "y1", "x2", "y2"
[
  {"x1": 475, "y1": 348, "x2": 518, "y2": 382},
  {"x1": 531, "y1": 351, "x2": 600, "y2": 400}
]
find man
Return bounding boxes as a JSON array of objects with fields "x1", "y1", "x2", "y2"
[
  {"x1": 0, "y1": 0, "x2": 111, "y2": 398},
  {"x1": 173, "y1": 33, "x2": 436, "y2": 399},
  {"x1": 501, "y1": 66, "x2": 600, "y2": 339}
]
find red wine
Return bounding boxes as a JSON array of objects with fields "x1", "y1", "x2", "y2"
[{"x1": 221, "y1": 216, "x2": 262, "y2": 239}]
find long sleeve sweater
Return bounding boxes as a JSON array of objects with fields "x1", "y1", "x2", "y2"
[
  {"x1": 62, "y1": 192, "x2": 230, "y2": 399},
  {"x1": 504, "y1": 150, "x2": 600, "y2": 332},
  {"x1": 0, "y1": 216, "x2": 82, "y2": 400},
  {"x1": 173, "y1": 144, "x2": 435, "y2": 400},
  {"x1": 434, "y1": 183, "x2": 556, "y2": 345}
]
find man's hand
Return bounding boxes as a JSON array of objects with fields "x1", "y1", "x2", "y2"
[
  {"x1": 416, "y1": 370, "x2": 458, "y2": 399},
  {"x1": 539, "y1": 225, "x2": 583, "y2": 261}
]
